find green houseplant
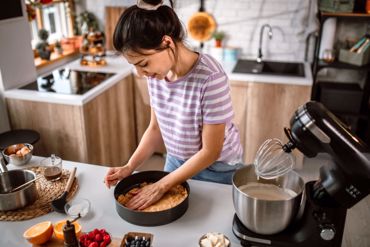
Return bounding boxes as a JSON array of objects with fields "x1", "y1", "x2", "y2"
[
  {"x1": 36, "y1": 29, "x2": 51, "y2": 60},
  {"x1": 213, "y1": 31, "x2": 225, "y2": 48}
]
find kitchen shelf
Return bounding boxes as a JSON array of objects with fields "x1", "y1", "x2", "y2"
[
  {"x1": 321, "y1": 12, "x2": 370, "y2": 19},
  {"x1": 312, "y1": 7, "x2": 370, "y2": 145},
  {"x1": 317, "y1": 60, "x2": 370, "y2": 71}
]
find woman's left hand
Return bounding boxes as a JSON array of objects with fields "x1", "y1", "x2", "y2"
[{"x1": 125, "y1": 181, "x2": 167, "y2": 210}]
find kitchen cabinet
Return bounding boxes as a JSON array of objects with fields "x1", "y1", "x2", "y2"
[
  {"x1": 133, "y1": 76, "x2": 166, "y2": 154},
  {"x1": 230, "y1": 80, "x2": 312, "y2": 168},
  {"x1": 6, "y1": 75, "x2": 137, "y2": 166}
]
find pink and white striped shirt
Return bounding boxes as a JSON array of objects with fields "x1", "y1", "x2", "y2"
[{"x1": 147, "y1": 53, "x2": 243, "y2": 165}]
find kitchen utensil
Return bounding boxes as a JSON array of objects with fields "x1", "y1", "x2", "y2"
[
  {"x1": 41, "y1": 154, "x2": 63, "y2": 181},
  {"x1": 0, "y1": 129, "x2": 40, "y2": 151},
  {"x1": 0, "y1": 159, "x2": 38, "y2": 211},
  {"x1": 187, "y1": 0, "x2": 216, "y2": 46},
  {"x1": 114, "y1": 170, "x2": 190, "y2": 226},
  {"x1": 51, "y1": 167, "x2": 77, "y2": 213},
  {"x1": 2, "y1": 143, "x2": 33, "y2": 166},
  {"x1": 232, "y1": 165, "x2": 304, "y2": 235},
  {"x1": 232, "y1": 101, "x2": 370, "y2": 246},
  {"x1": 9, "y1": 175, "x2": 41, "y2": 193},
  {"x1": 254, "y1": 138, "x2": 295, "y2": 179}
]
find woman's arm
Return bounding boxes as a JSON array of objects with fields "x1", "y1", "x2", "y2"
[
  {"x1": 104, "y1": 108, "x2": 163, "y2": 188},
  {"x1": 126, "y1": 108, "x2": 164, "y2": 170},
  {"x1": 125, "y1": 122, "x2": 225, "y2": 209}
]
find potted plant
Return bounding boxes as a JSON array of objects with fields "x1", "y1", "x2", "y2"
[
  {"x1": 79, "y1": 11, "x2": 99, "y2": 34},
  {"x1": 36, "y1": 29, "x2": 51, "y2": 60},
  {"x1": 213, "y1": 31, "x2": 225, "y2": 48}
]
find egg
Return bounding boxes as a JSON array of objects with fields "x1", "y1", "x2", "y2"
[{"x1": 20, "y1": 146, "x2": 30, "y2": 156}]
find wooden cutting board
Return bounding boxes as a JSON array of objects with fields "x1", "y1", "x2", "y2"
[{"x1": 32, "y1": 235, "x2": 122, "y2": 247}]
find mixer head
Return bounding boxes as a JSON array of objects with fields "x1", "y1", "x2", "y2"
[{"x1": 254, "y1": 138, "x2": 295, "y2": 179}]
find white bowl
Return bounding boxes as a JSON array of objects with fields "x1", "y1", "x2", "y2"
[{"x1": 65, "y1": 198, "x2": 91, "y2": 217}]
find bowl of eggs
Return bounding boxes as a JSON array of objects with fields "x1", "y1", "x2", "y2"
[{"x1": 2, "y1": 143, "x2": 33, "y2": 166}]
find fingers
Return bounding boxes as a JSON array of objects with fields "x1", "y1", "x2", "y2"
[{"x1": 104, "y1": 168, "x2": 120, "y2": 189}]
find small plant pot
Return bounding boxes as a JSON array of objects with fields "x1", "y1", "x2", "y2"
[
  {"x1": 56, "y1": 48, "x2": 63, "y2": 55},
  {"x1": 38, "y1": 50, "x2": 51, "y2": 60},
  {"x1": 215, "y1": 39, "x2": 222, "y2": 48}
]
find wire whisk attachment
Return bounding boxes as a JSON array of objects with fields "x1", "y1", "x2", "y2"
[{"x1": 254, "y1": 138, "x2": 295, "y2": 179}]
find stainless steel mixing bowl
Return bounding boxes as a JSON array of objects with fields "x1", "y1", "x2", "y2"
[
  {"x1": 232, "y1": 165, "x2": 305, "y2": 235},
  {"x1": 0, "y1": 169, "x2": 38, "y2": 211}
]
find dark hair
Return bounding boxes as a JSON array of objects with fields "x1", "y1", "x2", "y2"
[{"x1": 113, "y1": 0, "x2": 185, "y2": 54}]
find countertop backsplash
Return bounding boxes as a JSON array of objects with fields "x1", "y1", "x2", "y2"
[{"x1": 84, "y1": 0, "x2": 318, "y2": 62}]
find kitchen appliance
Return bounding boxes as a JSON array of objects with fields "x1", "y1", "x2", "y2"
[
  {"x1": 20, "y1": 68, "x2": 115, "y2": 95},
  {"x1": 0, "y1": 156, "x2": 38, "y2": 211},
  {"x1": 114, "y1": 170, "x2": 190, "y2": 226},
  {"x1": 232, "y1": 101, "x2": 370, "y2": 246}
]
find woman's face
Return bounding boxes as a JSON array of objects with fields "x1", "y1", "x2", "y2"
[{"x1": 124, "y1": 47, "x2": 174, "y2": 80}]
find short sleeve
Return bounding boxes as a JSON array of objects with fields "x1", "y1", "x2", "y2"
[{"x1": 201, "y1": 72, "x2": 234, "y2": 124}]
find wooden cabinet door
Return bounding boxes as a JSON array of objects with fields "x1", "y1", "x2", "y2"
[
  {"x1": 83, "y1": 75, "x2": 137, "y2": 166},
  {"x1": 230, "y1": 80, "x2": 311, "y2": 168},
  {"x1": 230, "y1": 80, "x2": 250, "y2": 161},
  {"x1": 6, "y1": 99, "x2": 87, "y2": 162},
  {"x1": 245, "y1": 82, "x2": 311, "y2": 167},
  {"x1": 133, "y1": 76, "x2": 166, "y2": 154}
]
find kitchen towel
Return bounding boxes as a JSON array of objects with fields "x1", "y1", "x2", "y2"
[{"x1": 319, "y1": 18, "x2": 337, "y2": 59}]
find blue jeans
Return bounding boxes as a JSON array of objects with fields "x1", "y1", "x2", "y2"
[{"x1": 164, "y1": 155, "x2": 245, "y2": 185}]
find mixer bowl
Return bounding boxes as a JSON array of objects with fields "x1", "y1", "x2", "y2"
[{"x1": 232, "y1": 165, "x2": 305, "y2": 235}]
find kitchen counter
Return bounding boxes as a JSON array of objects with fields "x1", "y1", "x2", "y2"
[
  {"x1": 4, "y1": 55, "x2": 312, "y2": 106},
  {"x1": 222, "y1": 60, "x2": 313, "y2": 86},
  {"x1": 0, "y1": 156, "x2": 243, "y2": 247},
  {"x1": 4, "y1": 56, "x2": 133, "y2": 106}
]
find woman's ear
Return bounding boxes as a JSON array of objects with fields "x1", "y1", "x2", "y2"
[{"x1": 162, "y1": 35, "x2": 175, "y2": 48}]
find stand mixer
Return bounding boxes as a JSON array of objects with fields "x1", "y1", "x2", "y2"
[{"x1": 232, "y1": 101, "x2": 370, "y2": 246}]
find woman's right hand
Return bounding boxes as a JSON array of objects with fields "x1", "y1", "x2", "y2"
[{"x1": 104, "y1": 164, "x2": 134, "y2": 189}]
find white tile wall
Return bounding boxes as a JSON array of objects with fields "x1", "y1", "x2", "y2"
[{"x1": 83, "y1": 0, "x2": 318, "y2": 62}]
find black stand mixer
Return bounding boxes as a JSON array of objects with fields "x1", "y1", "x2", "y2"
[{"x1": 233, "y1": 101, "x2": 370, "y2": 246}]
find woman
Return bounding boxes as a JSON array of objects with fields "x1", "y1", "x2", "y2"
[{"x1": 104, "y1": 0, "x2": 243, "y2": 210}]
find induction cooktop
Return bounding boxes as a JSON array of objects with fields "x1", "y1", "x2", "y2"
[{"x1": 20, "y1": 68, "x2": 115, "y2": 95}]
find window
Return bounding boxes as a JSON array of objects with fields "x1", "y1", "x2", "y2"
[{"x1": 27, "y1": 1, "x2": 74, "y2": 48}]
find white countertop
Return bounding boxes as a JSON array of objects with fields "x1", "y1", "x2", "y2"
[
  {"x1": 222, "y1": 60, "x2": 313, "y2": 86},
  {"x1": 4, "y1": 55, "x2": 313, "y2": 105},
  {"x1": 0, "y1": 156, "x2": 243, "y2": 247}
]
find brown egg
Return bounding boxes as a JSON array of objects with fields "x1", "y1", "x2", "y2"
[{"x1": 20, "y1": 146, "x2": 30, "y2": 156}]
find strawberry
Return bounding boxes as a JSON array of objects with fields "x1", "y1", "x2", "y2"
[
  {"x1": 100, "y1": 229, "x2": 107, "y2": 235},
  {"x1": 93, "y1": 229, "x2": 100, "y2": 235},
  {"x1": 88, "y1": 231, "x2": 95, "y2": 240},
  {"x1": 103, "y1": 234, "x2": 111, "y2": 244},
  {"x1": 95, "y1": 234, "x2": 103, "y2": 242},
  {"x1": 100, "y1": 242, "x2": 107, "y2": 247},
  {"x1": 88, "y1": 242, "x2": 98, "y2": 247}
]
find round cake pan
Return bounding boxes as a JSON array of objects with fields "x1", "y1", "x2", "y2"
[{"x1": 114, "y1": 170, "x2": 190, "y2": 226}]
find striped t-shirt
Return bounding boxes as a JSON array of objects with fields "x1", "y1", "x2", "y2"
[{"x1": 147, "y1": 53, "x2": 243, "y2": 165}]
